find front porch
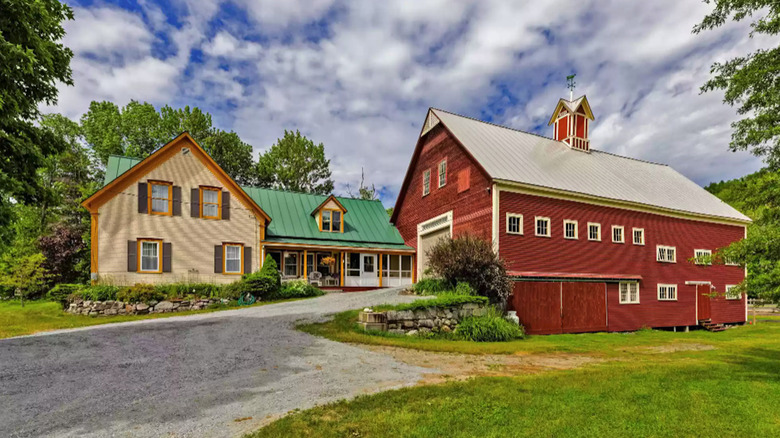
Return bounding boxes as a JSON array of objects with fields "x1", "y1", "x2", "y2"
[{"x1": 262, "y1": 245, "x2": 415, "y2": 289}]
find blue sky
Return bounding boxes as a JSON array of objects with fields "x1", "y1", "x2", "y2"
[{"x1": 50, "y1": 0, "x2": 769, "y2": 207}]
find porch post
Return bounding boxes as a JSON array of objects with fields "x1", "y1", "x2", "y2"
[
  {"x1": 303, "y1": 250, "x2": 308, "y2": 279},
  {"x1": 340, "y1": 252, "x2": 345, "y2": 286},
  {"x1": 412, "y1": 254, "x2": 416, "y2": 283},
  {"x1": 378, "y1": 253, "x2": 383, "y2": 287}
]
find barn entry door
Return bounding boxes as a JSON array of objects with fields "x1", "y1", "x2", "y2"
[
  {"x1": 561, "y1": 282, "x2": 608, "y2": 333},
  {"x1": 511, "y1": 281, "x2": 608, "y2": 335},
  {"x1": 697, "y1": 284, "x2": 712, "y2": 321}
]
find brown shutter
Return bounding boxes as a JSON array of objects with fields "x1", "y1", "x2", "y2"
[
  {"x1": 191, "y1": 188, "x2": 200, "y2": 217},
  {"x1": 162, "y1": 242, "x2": 172, "y2": 272},
  {"x1": 138, "y1": 183, "x2": 148, "y2": 214},
  {"x1": 222, "y1": 191, "x2": 230, "y2": 220},
  {"x1": 127, "y1": 240, "x2": 137, "y2": 272},
  {"x1": 172, "y1": 186, "x2": 182, "y2": 216},
  {"x1": 243, "y1": 247, "x2": 252, "y2": 274},
  {"x1": 214, "y1": 245, "x2": 223, "y2": 273}
]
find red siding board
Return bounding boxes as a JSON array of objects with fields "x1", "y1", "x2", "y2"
[{"x1": 499, "y1": 191, "x2": 746, "y2": 331}]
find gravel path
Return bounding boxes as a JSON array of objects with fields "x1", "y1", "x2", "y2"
[{"x1": 0, "y1": 288, "x2": 432, "y2": 438}]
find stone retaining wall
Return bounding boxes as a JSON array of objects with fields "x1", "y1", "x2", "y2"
[
  {"x1": 66, "y1": 298, "x2": 221, "y2": 316},
  {"x1": 384, "y1": 302, "x2": 487, "y2": 335}
]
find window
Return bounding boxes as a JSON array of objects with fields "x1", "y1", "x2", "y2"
[
  {"x1": 321, "y1": 210, "x2": 342, "y2": 232},
  {"x1": 149, "y1": 181, "x2": 172, "y2": 215},
  {"x1": 588, "y1": 222, "x2": 601, "y2": 241},
  {"x1": 632, "y1": 228, "x2": 645, "y2": 245},
  {"x1": 283, "y1": 252, "x2": 298, "y2": 277},
  {"x1": 619, "y1": 282, "x2": 640, "y2": 304},
  {"x1": 422, "y1": 169, "x2": 431, "y2": 196},
  {"x1": 694, "y1": 249, "x2": 712, "y2": 265},
  {"x1": 139, "y1": 239, "x2": 161, "y2": 273},
  {"x1": 725, "y1": 285, "x2": 741, "y2": 300},
  {"x1": 564, "y1": 220, "x2": 578, "y2": 240},
  {"x1": 535, "y1": 216, "x2": 551, "y2": 237},
  {"x1": 612, "y1": 225, "x2": 624, "y2": 243},
  {"x1": 224, "y1": 244, "x2": 243, "y2": 274},
  {"x1": 657, "y1": 284, "x2": 677, "y2": 301},
  {"x1": 200, "y1": 187, "x2": 221, "y2": 219},
  {"x1": 506, "y1": 213, "x2": 523, "y2": 235},
  {"x1": 382, "y1": 254, "x2": 414, "y2": 279},
  {"x1": 438, "y1": 160, "x2": 447, "y2": 188},
  {"x1": 363, "y1": 255, "x2": 375, "y2": 273},
  {"x1": 656, "y1": 245, "x2": 677, "y2": 263},
  {"x1": 724, "y1": 255, "x2": 739, "y2": 266},
  {"x1": 347, "y1": 253, "x2": 361, "y2": 277}
]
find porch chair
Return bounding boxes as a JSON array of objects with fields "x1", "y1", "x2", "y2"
[{"x1": 308, "y1": 271, "x2": 323, "y2": 286}]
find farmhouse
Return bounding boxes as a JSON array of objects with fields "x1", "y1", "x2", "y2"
[
  {"x1": 392, "y1": 96, "x2": 751, "y2": 334},
  {"x1": 81, "y1": 133, "x2": 414, "y2": 290}
]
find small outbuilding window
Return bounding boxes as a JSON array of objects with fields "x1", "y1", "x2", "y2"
[
  {"x1": 619, "y1": 282, "x2": 639, "y2": 304},
  {"x1": 506, "y1": 213, "x2": 523, "y2": 235},
  {"x1": 535, "y1": 216, "x2": 551, "y2": 237},
  {"x1": 612, "y1": 225, "x2": 624, "y2": 243},
  {"x1": 725, "y1": 285, "x2": 741, "y2": 300},
  {"x1": 564, "y1": 220, "x2": 578, "y2": 240},
  {"x1": 588, "y1": 223, "x2": 601, "y2": 241},
  {"x1": 657, "y1": 284, "x2": 677, "y2": 301}
]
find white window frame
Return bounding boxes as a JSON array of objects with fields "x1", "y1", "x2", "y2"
[
  {"x1": 656, "y1": 245, "x2": 677, "y2": 263},
  {"x1": 438, "y1": 160, "x2": 447, "y2": 188},
  {"x1": 224, "y1": 244, "x2": 244, "y2": 274},
  {"x1": 563, "y1": 220, "x2": 578, "y2": 240},
  {"x1": 612, "y1": 225, "x2": 624, "y2": 243},
  {"x1": 724, "y1": 255, "x2": 740, "y2": 266},
  {"x1": 139, "y1": 240, "x2": 161, "y2": 273},
  {"x1": 619, "y1": 282, "x2": 640, "y2": 304},
  {"x1": 694, "y1": 249, "x2": 712, "y2": 265},
  {"x1": 506, "y1": 213, "x2": 523, "y2": 235},
  {"x1": 422, "y1": 169, "x2": 431, "y2": 196},
  {"x1": 725, "y1": 284, "x2": 741, "y2": 300},
  {"x1": 657, "y1": 284, "x2": 678, "y2": 301},
  {"x1": 587, "y1": 222, "x2": 601, "y2": 241},
  {"x1": 535, "y1": 216, "x2": 551, "y2": 237},
  {"x1": 632, "y1": 228, "x2": 645, "y2": 246}
]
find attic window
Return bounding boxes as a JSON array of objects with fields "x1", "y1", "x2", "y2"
[{"x1": 321, "y1": 210, "x2": 342, "y2": 232}]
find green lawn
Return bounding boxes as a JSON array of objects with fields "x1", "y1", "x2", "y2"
[
  {"x1": 0, "y1": 298, "x2": 302, "y2": 339},
  {"x1": 249, "y1": 313, "x2": 780, "y2": 437}
]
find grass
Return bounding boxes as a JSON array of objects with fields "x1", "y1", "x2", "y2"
[
  {"x1": 247, "y1": 313, "x2": 780, "y2": 437},
  {"x1": 0, "y1": 298, "x2": 306, "y2": 339}
]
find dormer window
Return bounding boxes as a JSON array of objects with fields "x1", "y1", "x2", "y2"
[
  {"x1": 313, "y1": 195, "x2": 347, "y2": 233},
  {"x1": 322, "y1": 209, "x2": 342, "y2": 232}
]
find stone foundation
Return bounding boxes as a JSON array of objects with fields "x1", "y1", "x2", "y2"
[
  {"x1": 66, "y1": 298, "x2": 221, "y2": 316},
  {"x1": 381, "y1": 302, "x2": 488, "y2": 335}
]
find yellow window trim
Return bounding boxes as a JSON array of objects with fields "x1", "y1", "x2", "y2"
[
  {"x1": 137, "y1": 238, "x2": 163, "y2": 273},
  {"x1": 148, "y1": 180, "x2": 173, "y2": 216},
  {"x1": 319, "y1": 208, "x2": 344, "y2": 233},
  {"x1": 223, "y1": 242, "x2": 244, "y2": 275},
  {"x1": 200, "y1": 186, "x2": 222, "y2": 219}
]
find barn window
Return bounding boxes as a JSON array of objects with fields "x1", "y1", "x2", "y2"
[
  {"x1": 422, "y1": 169, "x2": 431, "y2": 196},
  {"x1": 657, "y1": 284, "x2": 677, "y2": 301},
  {"x1": 725, "y1": 285, "x2": 741, "y2": 300},
  {"x1": 632, "y1": 228, "x2": 645, "y2": 245},
  {"x1": 588, "y1": 223, "x2": 601, "y2": 241},
  {"x1": 506, "y1": 213, "x2": 523, "y2": 235},
  {"x1": 535, "y1": 217, "x2": 550, "y2": 237},
  {"x1": 656, "y1": 245, "x2": 677, "y2": 263},
  {"x1": 724, "y1": 255, "x2": 740, "y2": 266},
  {"x1": 612, "y1": 225, "x2": 624, "y2": 243},
  {"x1": 694, "y1": 249, "x2": 712, "y2": 265},
  {"x1": 619, "y1": 282, "x2": 639, "y2": 304},
  {"x1": 438, "y1": 160, "x2": 447, "y2": 188},
  {"x1": 564, "y1": 220, "x2": 578, "y2": 239}
]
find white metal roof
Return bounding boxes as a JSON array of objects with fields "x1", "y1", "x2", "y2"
[{"x1": 430, "y1": 108, "x2": 750, "y2": 223}]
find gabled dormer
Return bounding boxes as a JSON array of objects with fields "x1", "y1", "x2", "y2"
[
  {"x1": 547, "y1": 95, "x2": 595, "y2": 152},
  {"x1": 312, "y1": 195, "x2": 347, "y2": 233}
]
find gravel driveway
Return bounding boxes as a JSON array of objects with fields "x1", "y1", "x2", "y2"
[{"x1": 0, "y1": 288, "x2": 432, "y2": 438}]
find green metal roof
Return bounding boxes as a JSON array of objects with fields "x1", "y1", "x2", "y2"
[{"x1": 102, "y1": 155, "x2": 410, "y2": 250}]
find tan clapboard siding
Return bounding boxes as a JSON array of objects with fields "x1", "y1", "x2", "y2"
[{"x1": 97, "y1": 149, "x2": 260, "y2": 285}]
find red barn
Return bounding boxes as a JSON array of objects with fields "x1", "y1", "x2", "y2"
[{"x1": 391, "y1": 96, "x2": 750, "y2": 334}]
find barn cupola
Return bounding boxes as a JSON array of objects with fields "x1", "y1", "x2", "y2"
[{"x1": 547, "y1": 92, "x2": 595, "y2": 153}]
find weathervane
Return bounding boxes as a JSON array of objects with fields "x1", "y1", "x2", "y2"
[{"x1": 566, "y1": 74, "x2": 576, "y2": 101}]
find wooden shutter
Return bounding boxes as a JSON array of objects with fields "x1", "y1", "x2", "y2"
[
  {"x1": 191, "y1": 188, "x2": 200, "y2": 217},
  {"x1": 222, "y1": 191, "x2": 230, "y2": 220},
  {"x1": 162, "y1": 242, "x2": 172, "y2": 272},
  {"x1": 214, "y1": 245, "x2": 223, "y2": 273},
  {"x1": 138, "y1": 183, "x2": 148, "y2": 213},
  {"x1": 172, "y1": 186, "x2": 182, "y2": 216},
  {"x1": 127, "y1": 240, "x2": 137, "y2": 272},
  {"x1": 243, "y1": 247, "x2": 252, "y2": 274}
]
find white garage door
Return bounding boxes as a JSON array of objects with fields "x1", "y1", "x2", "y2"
[{"x1": 418, "y1": 227, "x2": 450, "y2": 278}]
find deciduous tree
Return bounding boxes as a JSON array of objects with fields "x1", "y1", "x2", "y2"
[{"x1": 257, "y1": 130, "x2": 334, "y2": 194}]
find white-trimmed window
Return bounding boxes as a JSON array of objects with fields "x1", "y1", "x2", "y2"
[
  {"x1": 438, "y1": 160, "x2": 447, "y2": 188},
  {"x1": 422, "y1": 169, "x2": 430, "y2": 196},
  {"x1": 283, "y1": 252, "x2": 298, "y2": 277},
  {"x1": 588, "y1": 222, "x2": 601, "y2": 241},
  {"x1": 657, "y1": 245, "x2": 677, "y2": 263},
  {"x1": 563, "y1": 220, "x2": 578, "y2": 240},
  {"x1": 139, "y1": 239, "x2": 161, "y2": 273},
  {"x1": 657, "y1": 284, "x2": 677, "y2": 301},
  {"x1": 632, "y1": 228, "x2": 645, "y2": 245},
  {"x1": 224, "y1": 244, "x2": 243, "y2": 274},
  {"x1": 612, "y1": 225, "x2": 624, "y2": 243},
  {"x1": 725, "y1": 284, "x2": 741, "y2": 300},
  {"x1": 535, "y1": 216, "x2": 551, "y2": 237},
  {"x1": 724, "y1": 255, "x2": 740, "y2": 266},
  {"x1": 619, "y1": 282, "x2": 640, "y2": 304},
  {"x1": 506, "y1": 213, "x2": 523, "y2": 235},
  {"x1": 694, "y1": 249, "x2": 712, "y2": 265}
]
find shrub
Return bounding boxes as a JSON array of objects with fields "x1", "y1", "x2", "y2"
[
  {"x1": 48, "y1": 284, "x2": 84, "y2": 307},
  {"x1": 394, "y1": 294, "x2": 487, "y2": 312},
  {"x1": 455, "y1": 282, "x2": 476, "y2": 296},
  {"x1": 242, "y1": 255, "x2": 282, "y2": 299},
  {"x1": 427, "y1": 235, "x2": 512, "y2": 305},
  {"x1": 411, "y1": 277, "x2": 452, "y2": 295},
  {"x1": 269, "y1": 280, "x2": 325, "y2": 300},
  {"x1": 456, "y1": 308, "x2": 525, "y2": 342},
  {"x1": 154, "y1": 283, "x2": 223, "y2": 300},
  {"x1": 78, "y1": 285, "x2": 121, "y2": 301},
  {"x1": 218, "y1": 281, "x2": 247, "y2": 301},
  {"x1": 116, "y1": 284, "x2": 166, "y2": 304}
]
